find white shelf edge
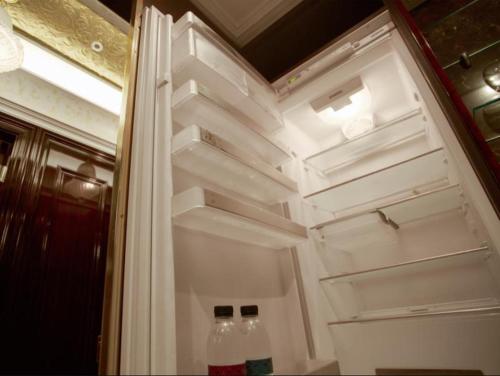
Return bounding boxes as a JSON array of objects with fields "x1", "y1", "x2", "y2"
[
  {"x1": 319, "y1": 246, "x2": 490, "y2": 284},
  {"x1": 311, "y1": 184, "x2": 461, "y2": 230},
  {"x1": 304, "y1": 147, "x2": 445, "y2": 200},
  {"x1": 172, "y1": 80, "x2": 291, "y2": 166},
  {"x1": 172, "y1": 125, "x2": 298, "y2": 197},
  {"x1": 172, "y1": 187, "x2": 307, "y2": 247},
  {"x1": 172, "y1": 11, "x2": 274, "y2": 91},
  {"x1": 304, "y1": 107, "x2": 423, "y2": 167},
  {"x1": 327, "y1": 304, "x2": 500, "y2": 325}
]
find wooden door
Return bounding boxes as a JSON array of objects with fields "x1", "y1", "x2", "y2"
[{"x1": 0, "y1": 113, "x2": 114, "y2": 374}]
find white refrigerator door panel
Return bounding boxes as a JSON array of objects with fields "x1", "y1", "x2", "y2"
[{"x1": 121, "y1": 7, "x2": 176, "y2": 375}]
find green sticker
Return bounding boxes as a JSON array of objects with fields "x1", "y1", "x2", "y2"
[{"x1": 246, "y1": 357, "x2": 273, "y2": 375}]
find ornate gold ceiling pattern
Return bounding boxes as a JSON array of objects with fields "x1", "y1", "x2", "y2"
[{"x1": 3, "y1": 0, "x2": 127, "y2": 87}]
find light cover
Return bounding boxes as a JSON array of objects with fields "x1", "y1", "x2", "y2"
[
  {"x1": 341, "y1": 115, "x2": 374, "y2": 139},
  {"x1": 315, "y1": 85, "x2": 375, "y2": 139},
  {"x1": 0, "y1": 7, "x2": 23, "y2": 73},
  {"x1": 18, "y1": 35, "x2": 122, "y2": 115}
]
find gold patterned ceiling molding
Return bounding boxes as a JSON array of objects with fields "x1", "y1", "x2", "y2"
[{"x1": 2, "y1": 0, "x2": 127, "y2": 87}]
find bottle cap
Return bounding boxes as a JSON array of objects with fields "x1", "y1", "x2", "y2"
[
  {"x1": 240, "y1": 305, "x2": 258, "y2": 317},
  {"x1": 214, "y1": 305, "x2": 233, "y2": 317}
]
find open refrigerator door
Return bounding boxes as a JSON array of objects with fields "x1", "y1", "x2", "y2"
[{"x1": 121, "y1": 4, "x2": 500, "y2": 375}]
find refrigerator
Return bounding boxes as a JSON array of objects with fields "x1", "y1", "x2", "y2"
[{"x1": 119, "y1": 3, "x2": 500, "y2": 375}]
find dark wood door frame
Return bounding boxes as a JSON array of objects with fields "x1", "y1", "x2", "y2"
[{"x1": 0, "y1": 110, "x2": 115, "y2": 374}]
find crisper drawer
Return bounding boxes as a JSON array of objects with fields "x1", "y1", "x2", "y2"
[{"x1": 172, "y1": 27, "x2": 284, "y2": 132}]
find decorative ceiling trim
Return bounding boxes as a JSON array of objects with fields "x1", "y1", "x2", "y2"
[
  {"x1": 3, "y1": 0, "x2": 127, "y2": 88},
  {"x1": 190, "y1": 0, "x2": 303, "y2": 47},
  {"x1": 0, "y1": 97, "x2": 116, "y2": 155}
]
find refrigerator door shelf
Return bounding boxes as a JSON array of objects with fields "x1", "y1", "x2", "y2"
[
  {"x1": 172, "y1": 27, "x2": 283, "y2": 132},
  {"x1": 172, "y1": 80, "x2": 291, "y2": 167},
  {"x1": 172, "y1": 125, "x2": 298, "y2": 204},
  {"x1": 172, "y1": 187, "x2": 308, "y2": 249},
  {"x1": 304, "y1": 148, "x2": 449, "y2": 213},
  {"x1": 304, "y1": 108, "x2": 427, "y2": 174}
]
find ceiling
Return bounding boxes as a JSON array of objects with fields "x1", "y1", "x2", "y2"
[
  {"x1": 3, "y1": 0, "x2": 128, "y2": 88},
  {"x1": 189, "y1": 0, "x2": 302, "y2": 47},
  {"x1": 98, "y1": 0, "x2": 386, "y2": 81}
]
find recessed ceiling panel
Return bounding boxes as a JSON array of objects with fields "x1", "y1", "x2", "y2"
[{"x1": 190, "y1": 0, "x2": 302, "y2": 47}]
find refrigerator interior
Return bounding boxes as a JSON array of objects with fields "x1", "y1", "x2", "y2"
[{"x1": 166, "y1": 9, "x2": 500, "y2": 375}]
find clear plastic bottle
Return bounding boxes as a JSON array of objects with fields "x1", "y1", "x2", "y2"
[
  {"x1": 240, "y1": 305, "x2": 273, "y2": 375},
  {"x1": 207, "y1": 305, "x2": 245, "y2": 376}
]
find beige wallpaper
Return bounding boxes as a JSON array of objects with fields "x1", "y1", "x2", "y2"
[
  {"x1": 0, "y1": 69, "x2": 119, "y2": 145},
  {"x1": 4, "y1": 0, "x2": 127, "y2": 87}
]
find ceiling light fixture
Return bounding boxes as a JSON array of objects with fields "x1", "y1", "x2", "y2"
[
  {"x1": 18, "y1": 35, "x2": 121, "y2": 115},
  {"x1": 91, "y1": 40, "x2": 104, "y2": 53},
  {"x1": 0, "y1": 5, "x2": 23, "y2": 73}
]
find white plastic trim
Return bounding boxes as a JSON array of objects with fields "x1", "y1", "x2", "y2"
[{"x1": 120, "y1": 6, "x2": 176, "y2": 375}]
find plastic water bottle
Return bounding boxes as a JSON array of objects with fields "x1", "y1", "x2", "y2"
[
  {"x1": 240, "y1": 305, "x2": 273, "y2": 375},
  {"x1": 207, "y1": 305, "x2": 245, "y2": 376}
]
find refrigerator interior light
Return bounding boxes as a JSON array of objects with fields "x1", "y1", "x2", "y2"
[
  {"x1": 312, "y1": 76, "x2": 374, "y2": 139},
  {"x1": 341, "y1": 115, "x2": 374, "y2": 139}
]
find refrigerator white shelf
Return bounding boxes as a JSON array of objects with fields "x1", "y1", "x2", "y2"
[
  {"x1": 172, "y1": 15, "x2": 283, "y2": 132},
  {"x1": 304, "y1": 108, "x2": 426, "y2": 174},
  {"x1": 304, "y1": 148, "x2": 448, "y2": 213},
  {"x1": 319, "y1": 246, "x2": 491, "y2": 285},
  {"x1": 172, "y1": 80, "x2": 291, "y2": 167},
  {"x1": 172, "y1": 125, "x2": 298, "y2": 204},
  {"x1": 321, "y1": 246, "x2": 499, "y2": 323},
  {"x1": 313, "y1": 185, "x2": 464, "y2": 236},
  {"x1": 172, "y1": 187, "x2": 307, "y2": 249},
  {"x1": 327, "y1": 304, "x2": 500, "y2": 325},
  {"x1": 172, "y1": 11, "x2": 273, "y2": 90}
]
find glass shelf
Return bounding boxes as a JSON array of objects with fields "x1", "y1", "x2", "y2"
[
  {"x1": 311, "y1": 185, "x2": 463, "y2": 255},
  {"x1": 304, "y1": 148, "x2": 448, "y2": 213},
  {"x1": 422, "y1": 0, "x2": 500, "y2": 68},
  {"x1": 327, "y1": 304, "x2": 500, "y2": 325},
  {"x1": 320, "y1": 246, "x2": 490, "y2": 285},
  {"x1": 320, "y1": 246, "x2": 500, "y2": 322},
  {"x1": 172, "y1": 12, "x2": 283, "y2": 132},
  {"x1": 304, "y1": 108, "x2": 426, "y2": 174},
  {"x1": 172, "y1": 187, "x2": 307, "y2": 249},
  {"x1": 172, "y1": 80, "x2": 291, "y2": 167},
  {"x1": 172, "y1": 125, "x2": 298, "y2": 204}
]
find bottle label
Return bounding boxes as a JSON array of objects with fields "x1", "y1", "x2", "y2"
[
  {"x1": 246, "y1": 357, "x2": 273, "y2": 375},
  {"x1": 208, "y1": 363, "x2": 246, "y2": 376}
]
